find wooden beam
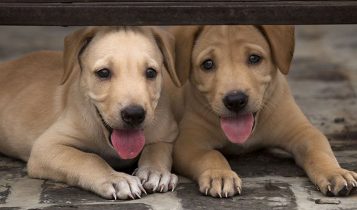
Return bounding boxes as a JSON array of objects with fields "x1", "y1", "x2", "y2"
[{"x1": 0, "y1": 1, "x2": 357, "y2": 26}]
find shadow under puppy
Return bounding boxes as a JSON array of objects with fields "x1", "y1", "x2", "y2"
[
  {"x1": 0, "y1": 26, "x2": 181, "y2": 199},
  {"x1": 170, "y1": 25, "x2": 357, "y2": 198}
]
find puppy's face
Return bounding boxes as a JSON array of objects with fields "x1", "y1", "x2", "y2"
[
  {"x1": 80, "y1": 30, "x2": 163, "y2": 130},
  {"x1": 172, "y1": 25, "x2": 294, "y2": 144},
  {"x1": 63, "y1": 27, "x2": 178, "y2": 159},
  {"x1": 191, "y1": 26, "x2": 274, "y2": 118}
]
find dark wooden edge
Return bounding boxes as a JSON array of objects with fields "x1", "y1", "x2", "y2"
[
  {"x1": 1, "y1": 0, "x2": 353, "y2": 2},
  {"x1": 0, "y1": 1, "x2": 357, "y2": 26}
]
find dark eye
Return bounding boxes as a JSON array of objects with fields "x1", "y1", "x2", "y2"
[
  {"x1": 201, "y1": 59, "x2": 215, "y2": 71},
  {"x1": 248, "y1": 54, "x2": 262, "y2": 65},
  {"x1": 146, "y1": 68, "x2": 157, "y2": 79},
  {"x1": 95, "y1": 68, "x2": 111, "y2": 79}
]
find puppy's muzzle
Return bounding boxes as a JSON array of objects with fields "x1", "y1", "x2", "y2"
[
  {"x1": 223, "y1": 91, "x2": 248, "y2": 113},
  {"x1": 121, "y1": 105, "x2": 146, "y2": 127}
]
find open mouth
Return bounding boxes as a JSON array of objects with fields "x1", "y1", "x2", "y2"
[
  {"x1": 95, "y1": 107, "x2": 145, "y2": 160},
  {"x1": 220, "y1": 112, "x2": 257, "y2": 144}
]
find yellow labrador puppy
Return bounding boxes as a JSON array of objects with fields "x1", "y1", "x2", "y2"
[
  {"x1": 170, "y1": 25, "x2": 357, "y2": 198},
  {"x1": 0, "y1": 26, "x2": 180, "y2": 200}
]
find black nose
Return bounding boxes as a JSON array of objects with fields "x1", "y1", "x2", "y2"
[
  {"x1": 223, "y1": 91, "x2": 248, "y2": 112},
  {"x1": 121, "y1": 105, "x2": 146, "y2": 126}
]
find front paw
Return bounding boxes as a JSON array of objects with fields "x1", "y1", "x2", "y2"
[
  {"x1": 95, "y1": 172, "x2": 145, "y2": 200},
  {"x1": 198, "y1": 169, "x2": 242, "y2": 198},
  {"x1": 314, "y1": 168, "x2": 357, "y2": 196},
  {"x1": 134, "y1": 167, "x2": 178, "y2": 193}
]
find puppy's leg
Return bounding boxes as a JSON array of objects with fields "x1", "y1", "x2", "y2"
[
  {"x1": 134, "y1": 142, "x2": 178, "y2": 193},
  {"x1": 174, "y1": 118, "x2": 241, "y2": 198},
  {"x1": 289, "y1": 127, "x2": 357, "y2": 196},
  {"x1": 28, "y1": 134, "x2": 144, "y2": 200},
  {"x1": 265, "y1": 96, "x2": 357, "y2": 196}
]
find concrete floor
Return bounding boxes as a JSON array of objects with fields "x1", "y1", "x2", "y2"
[{"x1": 0, "y1": 25, "x2": 357, "y2": 210}]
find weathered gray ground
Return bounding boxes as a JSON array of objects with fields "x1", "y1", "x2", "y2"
[{"x1": 0, "y1": 26, "x2": 357, "y2": 210}]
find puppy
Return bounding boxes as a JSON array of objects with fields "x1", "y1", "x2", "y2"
[
  {"x1": 170, "y1": 25, "x2": 357, "y2": 198},
  {"x1": 0, "y1": 26, "x2": 180, "y2": 199}
]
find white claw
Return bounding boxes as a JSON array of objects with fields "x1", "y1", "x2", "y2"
[
  {"x1": 153, "y1": 184, "x2": 158, "y2": 192},
  {"x1": 139, "y1": 185, "x2": 147, "y2": 195},
  {"x1": 171, "y1": 185, "x2": 176, "y2": 192},
  {"x1": 112, "y1": 192, "x2": 117, "y2": 200},
  {"x1": 129, "y1": 193, "x2": 135, "y2": 200},
  {"x1": 132, "y1": 168, "x2": 138, "y2": 175},
  {"x1": 135, "y1": 192, "x2": 141, "y2": 199},
  {"x1": 237, "y1": 187, "x2": 242, "y2": 195},
  {"x1": 218, "y1": 192, "x2": 222, "y2": 198},
  {"x1": 328, "y1": 185, "x2": 332, "y2": 192},
  {"x1": 205, "y1": 188, "x2": 208, "y2": 195},
  {"x1": 160, "y1": 185, "x2": 164, "y2": 192},
  {"x1": 225, "y1": 192, "x2": 228, "y2": 198}
]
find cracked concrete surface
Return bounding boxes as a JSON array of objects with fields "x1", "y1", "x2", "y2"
[{"x1": 0, "y1": 25, "x2": 357, "y2": 210}]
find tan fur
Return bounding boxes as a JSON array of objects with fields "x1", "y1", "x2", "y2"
[
  {"x1": 170, "y1": 25, "x2": 357, "y2": 198},
  {"x1": 0, "y1": 26, "x2": 179, "y2": 199}
]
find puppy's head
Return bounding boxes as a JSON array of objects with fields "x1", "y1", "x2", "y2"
[
  {"x1": 62, "y1": 26, "x2": 179, "y2": 159},
  {"x1": 171, "y1": 25, "x2": 294, "y2": 144}
]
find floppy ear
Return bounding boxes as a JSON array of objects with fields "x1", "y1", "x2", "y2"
[
  {"x1": 259, "y1": 25, "x2": 295, "y2": 75},
  {"x1": 151, "y1": 27, "x2": 181, "y2": 87},
  {"x1": 168, "y1": 26, "x2": 203, "y2": 85},
  {"x1": 61, "y1": 27, "x2": 98, "y2": 84}
]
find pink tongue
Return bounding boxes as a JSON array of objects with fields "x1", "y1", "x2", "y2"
[
  {"x1": 111, "y1": 129, "x2": 145, "y2": 159},
  {"x1": 220, "y1": 113, "x2": 254, "y2": 144}
]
